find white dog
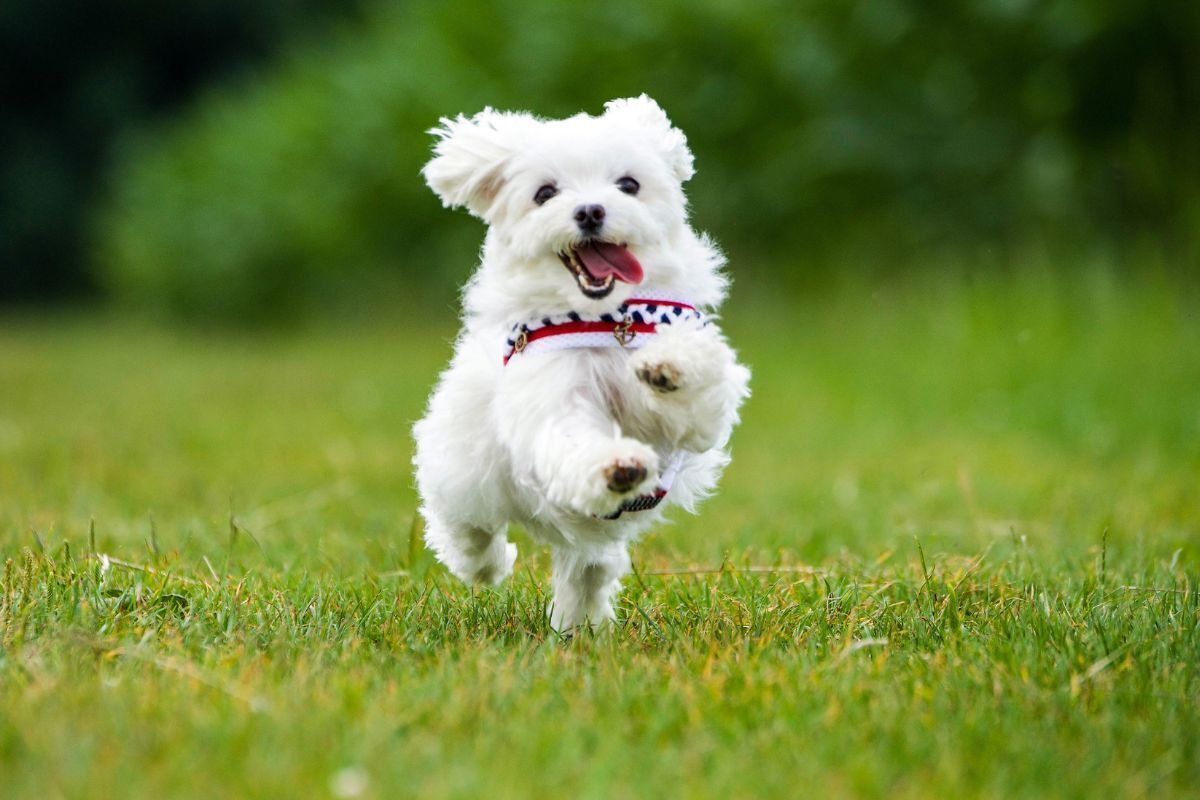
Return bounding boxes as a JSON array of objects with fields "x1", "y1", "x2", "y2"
[{"x1": 413, "y1": 95, "x2": 750, "y2": 632}]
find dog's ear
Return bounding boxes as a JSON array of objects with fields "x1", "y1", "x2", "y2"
[
  {"x1": 423, "y1": 109, "x2": 529, "y2": 218},
  {"x1": 603, "y1": 95, "x2": 695, "y2": 183}
]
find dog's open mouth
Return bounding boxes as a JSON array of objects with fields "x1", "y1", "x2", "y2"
[{"x1": 558, "y1": 241, "x2": 644, "y2": 299}]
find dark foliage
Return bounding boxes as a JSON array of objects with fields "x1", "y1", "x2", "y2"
[
  {"x1": 5, "y1": 0, "x2": 1198, "y2": 316},
  {"x1": 0, "y1": 0, "x2": 358, "y2": 302}
]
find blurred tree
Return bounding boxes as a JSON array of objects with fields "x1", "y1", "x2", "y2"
[
  {"x1": 0, "y1": 0, "x2": 361, "y2": 303},
  {"x1": 77, "y1": 0, "x2": 1200, "y2": 319}
]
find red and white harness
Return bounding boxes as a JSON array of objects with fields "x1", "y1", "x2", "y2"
[{"x1": 503, "y1": 293, "x2": 703, "y2": 519}]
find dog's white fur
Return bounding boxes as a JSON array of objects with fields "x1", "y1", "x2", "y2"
[{"x1": 413, "y1": 96, "x2": 750, "y2": 632}]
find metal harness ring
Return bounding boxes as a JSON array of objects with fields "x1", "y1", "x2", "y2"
[{"x1": 612, "y1": 316, "x2": 636, "y2": 346}]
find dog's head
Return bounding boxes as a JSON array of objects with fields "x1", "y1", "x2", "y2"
[{"x1": 423, "y1": 95, "x2": 695, "y2": 300}]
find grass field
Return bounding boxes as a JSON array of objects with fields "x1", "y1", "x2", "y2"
[{"x1": 2, "y1": 267, "x2": 1198, "y2": 798}]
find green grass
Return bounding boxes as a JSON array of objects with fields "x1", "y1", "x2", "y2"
[{"x1": 2, "y1": 267, "x2": 1198, "y2": 798}]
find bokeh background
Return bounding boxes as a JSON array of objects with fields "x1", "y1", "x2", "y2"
[
  {"x1": 3, "y1": 0, "x2": 1197, "y2": 320},
  {"x1": 3, "y1": 7, "x2": 1199, "y2": 796}
]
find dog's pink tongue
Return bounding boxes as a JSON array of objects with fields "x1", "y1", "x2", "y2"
[{"x1": 578, "y1": 242, "x2": 644, "y2": 285}]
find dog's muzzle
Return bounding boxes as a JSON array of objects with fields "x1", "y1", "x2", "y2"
[{"x1": 558, "y1": 241, "x2": 644, "y2": 299}]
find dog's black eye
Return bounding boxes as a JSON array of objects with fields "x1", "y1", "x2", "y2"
[
  {"x1": 533, "y1": 184, "x2": 558, "y2": 205},
  {"x1": 616, "y1": 176, "x2": 640, "y2": 195}
]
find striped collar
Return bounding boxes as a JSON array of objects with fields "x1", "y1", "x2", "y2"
[{"x1": 503, "y1": 293, "x2": 704, "y2": 365}]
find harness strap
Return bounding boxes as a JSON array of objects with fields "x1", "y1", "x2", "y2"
[
  {"x1": 503, "y1": 296, "x2": 703, "y2": 365},
  {"x1": 602, "y1": 450, "x2": 685, "y2": 520}
]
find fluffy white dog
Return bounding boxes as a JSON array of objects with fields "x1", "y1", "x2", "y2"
[{"x1": 413, "y1": 95, "x2": 750, "y2": 632}]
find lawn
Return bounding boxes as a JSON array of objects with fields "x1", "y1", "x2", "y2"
[{"x1": 2, "y1": 266, "x2": 1198, "y2": 798}]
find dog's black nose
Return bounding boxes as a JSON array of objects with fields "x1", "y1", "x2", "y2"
[{"x1": 574, "y1": 204, "x2": 606, "y2": 233}]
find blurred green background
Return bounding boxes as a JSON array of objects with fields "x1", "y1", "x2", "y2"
[
  {"x1": 2, "y1": 0, "x2": 1197, "y2": 320},
  {"x1": 3, "y1": 8, "x2": 1199, "y2": 796}
]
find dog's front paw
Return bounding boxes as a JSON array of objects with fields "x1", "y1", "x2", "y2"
[
  {"x1": 629, "y1": 324, "x2": 750, "y2": 453},
  {"x1": 635, "y1": 361, "x2": 682, "y2": 393},
  {"x1": 604, "y1": 459, "x2": 648, "y2": 492},
  {"x1": 550, "y1": 438, "x2": 658, "y2": 517},
  {"x1": 631, "y1": 325, "x2": 726, "y2": 398}
]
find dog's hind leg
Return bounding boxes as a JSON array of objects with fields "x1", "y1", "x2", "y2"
[
  {"x1": 548, "y1": 543, "x2": 631, "y2": 633},
  {"x1": 422, "y1": 513, "x2": 516, "y2": 587}
]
